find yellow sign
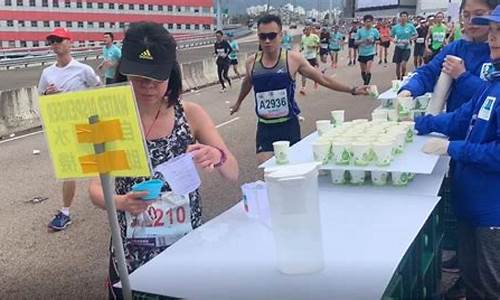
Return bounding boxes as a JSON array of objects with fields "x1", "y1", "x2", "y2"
[{"x1": 39, "y1": 85, "x2": 152, "y2": 179}]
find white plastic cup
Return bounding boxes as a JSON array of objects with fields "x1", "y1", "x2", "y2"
[
  {"x1": 316, "y1": 120, "x2": 332, "y2": 136},
  {"x1": 400, "y1": 121, "x2": 416, "y2": 143},
  {"x1": 372, "y1": 142, "x2": 393, "y2": 166},
  {"x1": 389, "y1": 132, "x2": 406, "y2": 155},
  {"x1": 392, "y1": 80, "x2": 401, "y2": 92},
  {"x1": 312, "y1": 141, "x2": 332, "y2": 165},
  {"x1": 371, "y1": 110, "x2": 387, "y2": 121},
  {"x1": 371, "y1": 171, "x2": 388, "y2": 185},
  {"x1": 349, "y1": 170, "x2": 366, "y2": 184},
  {"x1": 387, "y1": 109, "x2": 399, "y2": 122},
  {"x1": 397, "y1": 96, "x2": 414, "y2": 118},
  {"x1": 369, "y1": 85, "x2": 379, "y2": 97},
  {"x1": 330, "y1": 169, "x2": 346, "y2": 184},
  {"x1": 330, "y1": 110, "x2": 345, "y2": 127},
  {"x1": 392, "y1": 172, "x2": 409, "y2": 186},
  {"x1": 273, "y1": 141, "x2": 290, "y2": 165},
  {"x1": 351, "y1": 142, "x2": 371, "y2": 166},
  {"x1": 331, "y1": 140, "x2": 351, "y2": 165}
]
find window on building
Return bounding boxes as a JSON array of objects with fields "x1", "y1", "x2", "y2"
[
  {"x1": 119, "y1": 22, "x2": 125, "y2": 28},
  {"x1": 52, "y1": 0, "x2": 58, "y2": 7},
  {"x1": 118, "y1": 3, "x2": 123, "y2": 10},
  {"x1": 158, "y1": 5, "x2": 163, "y2": 11},
  {"x1": 8, "y1": 41, "x2": 16, "y2": 48},
  {"x1": 128, "y1": 3, "x2": 133, "y2": 10},
  {"x1": 76, "y1": 0, "x2": 81, "y2": 7},
  {"x1": 167, "y1": 5, "x2": 172, "y2": 12},
  {"x1": 202, "y1": 7, "x2": 209, "y2": 13},
  {"x1": 87, "y1": 21, "x2": 94, "y2": 28},
  {"x1": 79, "y1": 40, "x2": 85, "y2": 46},
  {"x1": 20, "y1": 41, "x2": 27, "y2": 47},
  {"x1": 177, "y1": 6, "x2": 182, "y2": 12},
  {"x1": 110, "y1": 22, "x2": 115, "y2": 28},
  {"x1": 78, "y1": 21, "x2": 84, "y2": 28},
  {"x1": 16, "y1": 0, "x2": 23, "y2": 6},
  {"x1": 185, "y1": 24, "x2": 191, "y2": 30},
  {"x1": 31, "y1": 20, "x2": 38, "y2": 27},
  {"x1": 41, "y1": 0, "x2": 47, "y2": 6},
  {"x1": 5, "y1": 0, "x2": 12, "y2": 6},
  {"x1": 97, "y1": 2, "x2": 103, "y2": 8},
  {"x1": 99, "y1": 22, "x2": 104, "y2": 28},
  {"x1": 66, "y1": 21, "x2": 72, "y2": 27},
  {"x1": 167, "y1": 23, "x2": 173, "y2": 29},
  {"x1": 138, "y1": 4, "x2": 144, "y2": 10},
  {"x1": 54, "y1": 21, "x2": 60, "y2": 27},
  {"x1": 6, "y1": 20, "x2": 14, "y2": 27},
  {"x1": 29, "y1": 0, "x2": 35, "y2": 6},
  {"x1": 194, "y1": 24, "x2": 200, "y2": 30},
  {"x1": 86, "y1": 2, "x2": 92, "y2": 8},
  {"x1": 43, "y1": 20, "x2": 50, "y2": 27},
  {"x1": 203, "y1": 24, "x2": 210, "y2": 30},
  {"x1": 148, "y1": 4, "x2": 153, "y2": 11},
  {"x1": 194, "y1": 8, "x2": 200, "y2": 14},
  {"x1": 33, "y1": 41, "x2": 39, "y2": 47},
  {"x1": 176, "y1": 24, "x2": 182, "y2": 29},
  {"x1": 18, "y1": 20, "x2": 25, "y2": 27},
  {"x1": 64, "y1": 0, "x2": 70, "y2": 7},
  {"x1": 108, "y1": 3, "x2": 114, "y2": 9}
]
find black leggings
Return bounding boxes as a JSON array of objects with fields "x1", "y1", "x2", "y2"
[{"x1": 217, "y1": 61, "x2": 231, "y2": 89}]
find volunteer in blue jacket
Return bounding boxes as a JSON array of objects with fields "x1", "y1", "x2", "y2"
[
  {"x1": 416, "y1": 8, "x2": 500, "y2": 298},
  {"x1": 399, "y1": 0, "x2": 495, "y2": 118}
]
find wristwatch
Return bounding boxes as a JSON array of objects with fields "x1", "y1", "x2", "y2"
[
  {"x1": 350, "y1": 86, "x2": 357, "y2": 95},
  {"x1": 213, "y1": 146, "x2": 227, "y2": 168}
]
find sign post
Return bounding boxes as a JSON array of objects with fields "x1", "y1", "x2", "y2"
[{"x1": 38, "y1": 85, "x2": 152, "y2": 300}]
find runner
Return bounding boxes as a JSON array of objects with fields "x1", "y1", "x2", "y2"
[
  {"x1": 329, "y1": 25, "x2": 344, "y2": 68},
  {"x1": 377, "y1": 19, "x2": 391, "y2": 64},
  {"x1": 348, "y1": 20, "x2": 359, "y2": 66},
  {"x1": 229, "y1": 14, "x2": 369, "y2": 165},
  {"x1": 425, "y1": 11, "x2": 448, "y2": 60},
  {"x1": 281, "y1": 29, "x2": 293, "y2": 50},
  {"x1": 391, "y1": 11, "x2": 418, "y2": 80},
  {"x1": 415, "y1": 8, "x2": 500, "y2": 298},
  {"x1": 227, "y1": 33, "x2": 241, "y2": 78},
  {"x1": 414, "y1": 18, "x2": 428, "y2": 68},
  {"x1": 89, "y1": 21, "x2": 239, "y2": 299},
  {"x1": 319, "y1": 27, "x2": 331, "y2": 73},
  {"x1": 355, "y1": 15, "x2": 380, "y2": 85},
  {"x1": 299, "y1": 25, "x2": 320, "y2": 95},
  {"x1": 97, "y1": 32, "x2": 121, "y2": 85},
  {"x1": 214, "y1": 30, "x2": 233, "y2": 93},
  {"x1": 37, "y1": 27, "x2": 101, "y2": 231}
]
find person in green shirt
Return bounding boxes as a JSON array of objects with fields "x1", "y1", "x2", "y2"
[
  {"x1": 329, "y1": 25, "x2": 344, "y2": 68},
  {"x1": 300, "y1": 25, "x2": 320, "y2": 95},
  {"x1": 425, "y1": 11, "x2": 448, "y2": 59},
  {"x1": 227, "y1": 33, "x2": 241, "y2": 78},
  {"x1": 391, "y1": 11, "x2": 418, "y2": 80},
  {"x1": 354, "y1": 14, "x2": 380, "y2": 85}
]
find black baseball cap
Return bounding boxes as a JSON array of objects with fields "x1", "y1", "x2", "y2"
[{"x1": 119, "y1": 22, "x2": 177, "y2": 81}]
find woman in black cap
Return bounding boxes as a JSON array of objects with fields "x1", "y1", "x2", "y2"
[{"x1": 89, "y1": 22, "x2": 239, "y2": 299}]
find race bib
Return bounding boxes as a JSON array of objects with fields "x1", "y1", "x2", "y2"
[
  {"x1": 478, "y1": 96, "x2": 496, "y2": 121},
  {"x1": 320, "y1": 43, "x2": 329, "y2": 49},
  {"x1": 256, "y1": 89, "x2": 289, "y2": 119},
  {"x1": 416, "y1": 37, "x2": 425, "y2": 43},
  {"x1": 480, "y1": 63, "x2": 493, "y2": 81},
  {"x1": 216, "y1": 48, "x2": 226, "y2": 57},
  {"x1": 126, "y1": 192, "x2": 193, "y2": 248},
  {"x1": 433, "y1": 32, "x2": 445, "y2": 43}
]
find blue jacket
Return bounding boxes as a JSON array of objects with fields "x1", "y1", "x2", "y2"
[
  {"x1": 402, "y1": 39, "x2": 490, "y2": 115},
  {"x1": 416, "y1": 79, "x2": 500, "y2": 226}
]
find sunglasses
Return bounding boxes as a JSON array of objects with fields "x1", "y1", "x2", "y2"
[
  {"x1": 258, "y1": 32, "x2": 279, "y2": 41},
  {"x1": 47, "y1": 37, "x2": 65, "y2": 45}
]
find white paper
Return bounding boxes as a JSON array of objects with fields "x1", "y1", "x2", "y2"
[{"x1": 155, "y1": 153, "x2": 201, "y2": 196}]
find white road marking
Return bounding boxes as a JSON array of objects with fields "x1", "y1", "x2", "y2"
[
  {"x1": 215, "y1": 117, "x2": 239, "y2": 128},
  {"x1": 0, "y1": 130, "x2": 43, "y2": 144}
]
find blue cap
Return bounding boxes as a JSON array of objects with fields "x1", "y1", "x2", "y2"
[{"x1": 472, "y1": 5, "x2": 500, "y2": 25}]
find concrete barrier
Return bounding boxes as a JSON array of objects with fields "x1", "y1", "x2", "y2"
[
  {"x1": 0, "y1": 86, "x2": 40, "y2": 137},
  {"x1": 1, "y1": 51, "x2": 254, "y2": 137}
]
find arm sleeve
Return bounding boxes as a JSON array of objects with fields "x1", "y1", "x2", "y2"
[
  {"x1": 455, "y1": 71, "x2": 488, "y2": 101},
  {"x1": 415, "y1": 91, "x2": 479, "y2": 136},
  {"x1": 84, "y1": 66, "x2": 101, "y2": 87},
  {"x1": 400, "y1": 43, "x2": 452, "y2": 96},
  {"x1": 448, "y1": 105, "x2": 500, "y2": 172}
]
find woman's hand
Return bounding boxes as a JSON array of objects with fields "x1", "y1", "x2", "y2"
[
  {"x1": 116, "y1": 192, "x2": 150, "y2": 216},
  {"x1": 187, "y1": 144, "x2": 222, "y2": 171},
  {"x1": 442, "y1": 57, "x2": 465, "y2": 79}
]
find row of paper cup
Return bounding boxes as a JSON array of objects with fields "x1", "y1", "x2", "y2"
[
  {"x1": 314, "y1": 120, "x2": 415, "y2": 166},
  {"x1": 331, "y1": 170, "x2": 415, "y2": 186}
]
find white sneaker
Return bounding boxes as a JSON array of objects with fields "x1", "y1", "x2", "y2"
[{"x1": 219, "y1": 88, "x2": 226, "y2": 93}]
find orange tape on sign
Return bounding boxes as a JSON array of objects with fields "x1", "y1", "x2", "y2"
[
  {"x1": 75, "y1": 119, "x2": 124, "y2": 144},
  {"x1": 79, "y1": 150, "x2": 130, "y2": 173}
]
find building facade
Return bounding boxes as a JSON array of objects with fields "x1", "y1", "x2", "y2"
[{"x1": 0, "y1": 0, "x2": 214, "y2": 48}]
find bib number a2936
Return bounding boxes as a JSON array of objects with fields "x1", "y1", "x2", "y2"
[{"x1": 256, "y1": 89, "x2": 289, "y2": 119}]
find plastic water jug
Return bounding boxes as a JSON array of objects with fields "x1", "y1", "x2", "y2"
[{"x1": 264, "y1": 162, "x2": 324, "y2": 275}]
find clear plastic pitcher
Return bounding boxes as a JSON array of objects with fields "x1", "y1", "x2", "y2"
[{"x1": 264, "y1": 162, "x2": 324, "y2": 275}]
